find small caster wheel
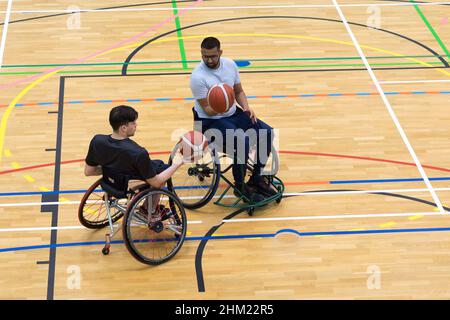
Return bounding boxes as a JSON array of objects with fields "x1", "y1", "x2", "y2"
[
  {"x1": 247, "y1": 207, "x2": 255, "y2": 216},
  {"x1": 198, "y1": 176, "x2": 204, "y2": 182},
  {"x1": 102, "y1": 247, "x2": 110, "y2": 255},
  {"x1": 276, "y1": 196, "x2": 282, "y2": 204}
]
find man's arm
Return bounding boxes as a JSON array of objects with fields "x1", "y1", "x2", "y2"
[
  {"x1": 198, "y1": 98, "x2": 220, "y2": 116},
  {"x1": 84, "y1": 164, "x2": 102, "y2": 176},
  {"x1": 234, "y1": 82, "x2": 257, "y2": 123},
  {"x1": 145, "y1": 161, "x2": 183, "y2": 189}
]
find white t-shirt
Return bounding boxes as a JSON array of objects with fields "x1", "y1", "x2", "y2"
[{"x1": 190, "y1": 57, "x2": 241, "y2": 119}]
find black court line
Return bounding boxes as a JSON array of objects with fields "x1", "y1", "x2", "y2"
[
  {"x1": 64, "y1": 65, "x2": 449, "y2": 79},
  {"x1": 0, "y1": 0, "x2": 210, "y2": 26},
  {"x1": 194, "y1": 190, "x2": 450, "y2": 292},
  {"x1": 42, "y1": 76, "x2": 65, "y2": 300},
  {"x1": 45, "y1": 148, "x2": 56, "y2": 152},
  {"x1": 121, "y1": 15, "x2": 448, "y2": 75},
  {"x1": 36, "y1": 261, "x2": 50, "y2": 265}
]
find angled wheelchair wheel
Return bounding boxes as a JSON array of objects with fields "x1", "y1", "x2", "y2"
[
  {"x1": 167, "y1": 143, "x2": 220, "y2": 209},
  {"x1": 78, "y1": 178, "x2": 126, "y2": 229},
  {"x1": 122, "y1": 188, "x2": 187, "y2": 265}
]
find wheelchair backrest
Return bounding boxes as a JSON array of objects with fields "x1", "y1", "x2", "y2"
[{"x1": 101, "y1": 167, "x2": 130, "y2": 199}]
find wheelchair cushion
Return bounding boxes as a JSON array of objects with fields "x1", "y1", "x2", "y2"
[{"x1": 100, "y1": 167, "x2": 130, "y2": 199}]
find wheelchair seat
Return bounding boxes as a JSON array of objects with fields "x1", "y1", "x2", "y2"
[{"x1": 100, "y1": 167, "x2": 131, "y2": 199}]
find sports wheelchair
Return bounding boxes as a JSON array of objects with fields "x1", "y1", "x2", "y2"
[
  {"x1": 78, "y1": 168, "x2": 187, "y2": 265},
  {"x1": 166, "y1": 141, "x2": 284, "y2": 215}
]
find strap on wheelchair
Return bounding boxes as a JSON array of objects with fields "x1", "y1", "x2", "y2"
[{"x1": 100, "y1": 167, "x2": 130, "y2": 199}]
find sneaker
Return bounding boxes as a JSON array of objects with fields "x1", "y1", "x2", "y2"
[
  {"x1": 247, "y1": 175, "x2": 278, "y2": 197},
  {"x1": 234, "y1": 183, "x2": 265, "y2": 203}
]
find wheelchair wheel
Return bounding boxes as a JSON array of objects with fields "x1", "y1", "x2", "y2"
[
  {"x1": 78, "y1": 178, "x2": 125, "y2": 229},
  {"x1": 167, "y1": 143, "x2": 220, "y2": 209},
  {"x1": 122, "y1": 188, "x2": 187, "y2": 265}
]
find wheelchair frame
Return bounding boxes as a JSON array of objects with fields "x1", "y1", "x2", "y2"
[
  {"x1": 167, "y1": 144, "x2": 284, "y2": 215},
  {"x1": 78, "y1": 179, "x2": 187, "y2": 265}
]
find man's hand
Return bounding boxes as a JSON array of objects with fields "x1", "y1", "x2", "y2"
[{"x1": 244, "y1": 106, "x2": 257, "y2": 124}]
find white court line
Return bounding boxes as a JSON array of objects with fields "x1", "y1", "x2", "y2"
[
  {"x1": 2, "y1": 188, "x2": 450, "y2": 207},
  {"x1": 223, "y1": 211, "x2": 443, "y2": 223},
  {"x1": 332, "y1": 0, "x2": 445, "y2": 214},
  {"x1": 0, "y1": 219, "x2": 203, "y2": 233},
  {"x1": 380, "y1": 80, "x2": 450, "y2": 85},
  {"x1": 0, "y1": 210, "x2": 442, "y2": 232},
  {"x1": 3, "y1": 2, "x2": 450, "y2": 13},
  {"x1": 0, "y1": 0, "x2": 13, "y2": 71}
]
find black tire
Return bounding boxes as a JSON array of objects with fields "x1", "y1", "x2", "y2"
[
  {"x1": 122, "y1": 188, "x2": 187, "y2": 265},
  {"x1": 167, "y1": 143, "x2": 220, "y2": 209},
  {"x1": 78, "y1": 179, "x2": 125, "y2": 229}
]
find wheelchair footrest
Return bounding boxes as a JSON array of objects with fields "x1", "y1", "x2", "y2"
[{"x1": 213, "y1": 175, "x2": 284, "y2": 211}]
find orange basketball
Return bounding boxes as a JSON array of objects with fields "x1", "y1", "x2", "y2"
[
  {"x1": 207, "y1": 83, "x2": 235, "y2": 113},
  {"x1": 179, "y1": 130, "x2": 209, "y2": 161}
]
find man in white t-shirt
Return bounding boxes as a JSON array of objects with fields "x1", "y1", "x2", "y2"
[{"x1": 190, "y1": 37, "x2": 276, "y2": 202}]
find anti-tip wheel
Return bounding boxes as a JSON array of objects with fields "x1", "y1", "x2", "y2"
[{"x1": 102, "y1": 247, "x2": 110, "y2": 255}]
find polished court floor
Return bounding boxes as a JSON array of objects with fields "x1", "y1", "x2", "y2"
[{"x1": 1, "y1": 0, "x2": 450, "y2": 299}]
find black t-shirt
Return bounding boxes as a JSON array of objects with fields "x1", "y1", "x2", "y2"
[{"x1": 85, "y1": 134, "x2": 157, "y2": 180}]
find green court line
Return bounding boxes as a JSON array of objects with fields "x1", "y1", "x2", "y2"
[
  {"x1": 0, "y1": 61, "x2": 443, "y2": 75},
  {"x1": 410, "y1": 0, "x2": 450, "y2": 62},
  {"x1": 171, "y1": 0, "x2": 188, "y2": 69},
  {"x1": 2, "y1": 54, "x2": 449, "y2": 69}
]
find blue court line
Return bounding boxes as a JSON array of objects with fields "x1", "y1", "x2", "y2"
[
  {"x1": 6, "y1": 91, "x2": 450, "y2": 109},
  {"x1": 2, "y1": 226, "x2": 450, "y2": 253},
  {"x1": 331, "y1": 176, "x2": 450, "y2": 184},
  {"x1": 1, "y1": 176, "x2": 450, "y2": 197}
]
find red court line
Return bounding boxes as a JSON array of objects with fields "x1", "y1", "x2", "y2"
[
  {"x1": 278, "y1": 150, "x2": 450, "y2": 173},
  {"x1": 1, "y1": 150, "x2": 450, "y2": 176}
]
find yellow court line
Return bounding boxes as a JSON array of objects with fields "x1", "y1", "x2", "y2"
[
  {"x1": 379, "y1": 221, "x2": 396, "y2": 228},
  {"x1": 39, "y1": 186, "x2": 51, "y2": 192},
  {"x1": 11, "y1": 161, "x2": 21, "y2": 169},
  {"x1": 0, "y1": 71, "x2": 58, "y2": 164},
  {"x1": 2, "y1": 33, "x2": 450, "y2": 165},
  {"x1": 4, "y1": 149, "x2": 11, "y2": 158},
  {"x1": 408, "y1": 215, "x2": 424, "y2": 221},
  {"x1": 23, "y1": 175, "x2": 35, "y2": 183},
  {"x1": 104, "y1": 33, "x2": 450, "y2": 78}
]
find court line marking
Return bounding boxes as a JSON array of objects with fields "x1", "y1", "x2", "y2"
[
  {"x1": 223, "y1": 211, "x2": 444, "y2": 223},
  {"x1": 0, "y1": 0, "x2": 204, "y2": 165},
  {"x1": 0, "y1": 211, "x2": 445, "y2": 233},
  {"x1": 380, "y1": 79, "x2": 450, "y2": 84},
  {"x1": 0, "y1": 187, "x2": 450, "y2": 207},
  {"x1": 333, "y1": 0, "x2": 445, "y2": 213},
  {"x1": 0, "y1": 220, "x2": 203, "y2": 232},
  {"x1": 3, "y1": 2, "x2": 450, "y2": 13},
  {"x1": 410, "y1": 0, "x2": 450, "y2": 62},
  {"x1": 3, "y1": 226, "x2": 450, "y2": 253},
  {"x1": 2, "y1": 89, "x2": 450, "y2": 108},
  {"x1": 0, "y1": 0, "x2": 13, "y2": 71}
]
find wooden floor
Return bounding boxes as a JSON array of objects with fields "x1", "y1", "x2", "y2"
[{"x1": 1, "y1": 0, "x2": 450, "y2": 299}]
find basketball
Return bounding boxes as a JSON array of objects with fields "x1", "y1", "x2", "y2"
[
  {"x1": 179, "y1": 130, "x2": 209, "y2": 161},
  {"x1": 207, "y1": 83, "x2": 235, "y2": 113}
]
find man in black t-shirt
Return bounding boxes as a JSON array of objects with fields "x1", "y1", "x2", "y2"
[{"x1": 84, "y1": 105, "x2": 183, "y2": 188}]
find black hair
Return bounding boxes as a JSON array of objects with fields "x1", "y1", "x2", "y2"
[
  {"x1": 109, "y1": 105, "x2": 138, "y2": 131},
  {"x1": 201, "y1": 37, "x2": 221, "y2": 50}
]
